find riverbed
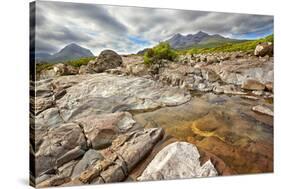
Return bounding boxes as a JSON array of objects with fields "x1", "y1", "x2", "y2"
[{"x1": 134, "y1": 93, "x2": 273, "y2": 174}]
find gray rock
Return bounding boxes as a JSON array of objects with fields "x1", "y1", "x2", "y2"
[
  {"x1": 56, "y1": 146, "x2": 85, "y2": 167},
  {"x1": 115, "y1": 128, "x2": 164, "y2": 172},
  {"x1": 35, "y1": 97, "x2": 54, "y2": 115},
  {"x1": 72, "y1": 149, "x2": 103, "y2": 178},
  {"x1": 75, "y1": 112, "x2": 136, "y2": 149},
  {"x1": 56, "y1": 73, "x2": 190, "y2": 121},
  {"x1": 252, "y1": 105, "x2": 273, "y2": 116},
  {"x1": 39, "y1": 69, "x2": 57, "y2": 80},
  {"x1": 201, "y1": 69, "x2": 220, "y2": 82},
  {"x1": 254, "y1": 42, "x2": 273, "y2": 57},
  {"x1": 87, "y1": 50, "x2": 122, "y2": 73},
  {"x1": 73, "y1": 128, "x2": 164, "y2": 184},
  {"x1": 213, "y1": 84, "x2": 246, "y2": 95},
  {"x1": 138, "y1": 142, "x2": 217, "y2": 181},
  {"x1": 35, "y1": 107, "x2": 64, "y2": 128},
  {"x1": 35, "y1": 123, "x2": 87, "y2": 176},
  {"x1": 241, "y1": 79, "x2": 265, "y2": 90},
  {"x1": 218, "y1": 62, "x2": 273, "y2": 85},
  {"x1": 207, "y1": 56, "x2": 219, "y2": 64}
]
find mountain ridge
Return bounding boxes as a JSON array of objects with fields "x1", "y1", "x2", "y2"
[
  {"x1": 166, "y1": 31, "x2": 241, "y2": 49},
  {"x1": 36, "y1": 43, "x2": 94, "y2": 63}
]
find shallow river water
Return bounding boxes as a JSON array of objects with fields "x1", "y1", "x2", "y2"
[{"x1": 134, "y1": 93, "x2": 273, "y2": 174}]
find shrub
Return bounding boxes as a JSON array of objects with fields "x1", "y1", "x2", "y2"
[
  {"x1": 36, "y1": 63, "x2": 54, "y2": 74},
  {"x1": 66, "y1": 57, "x2": 96, "y2": 68},
  {"x1": 144, "y1": 42, "x2": 177, "y2": 64}
]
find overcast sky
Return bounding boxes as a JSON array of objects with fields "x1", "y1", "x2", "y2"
[{"x1": 34, "y1": 1, "x2": 273, "y2": 55}]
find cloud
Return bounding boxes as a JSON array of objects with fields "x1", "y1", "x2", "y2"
[{"x1": 34, "y1": 1, "x2": 273, "y2": 55}]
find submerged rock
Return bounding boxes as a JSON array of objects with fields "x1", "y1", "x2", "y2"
[
  {"x1": 252, "y1": 105, "x2": 273, "y2": 116},
  {"x1": 138, "y1": 142, "x2": 217, "y2": 181}
]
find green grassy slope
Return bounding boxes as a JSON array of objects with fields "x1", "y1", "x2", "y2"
[{"x1": 178, "y1": 34, "x2": 273, "y2": 55}]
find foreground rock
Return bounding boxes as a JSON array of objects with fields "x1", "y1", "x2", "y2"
[
  {"x1": 254, "y1": 42, "x2": 273, "y2": 57},
  {"x1": 87, "y1": 50, "x2": 122, "y2": 73},
  {"x1": 138, "y1": 142, "x2": 217, "y2": 181},
  {"x1": 56, "y1": 73, "x2": 191, "y2": 122},
  {"x1": 36, "y1": 123, "x2": 88, "y2": 176},
  {"x1": 252, "y1": 105, "x2": 273, "y2": 116},
  {"x1": 36, "y1": 127, "x2": 165, "y2": 187},
  {"x1": 75, "y1": 112, "x2": 136, "y2": 149},
  {"x1": 241, "y1": 79, "x2": 265, "y2": 90},
  {"x1": 205, "y1": 57, "x2": 273, "y2": 86},
  {"x1": 63, "y1": 128, "x2": 164, "y2": 185},
  {"x1": 38, "y1": 63, "x2": 79, "y2": 80}
]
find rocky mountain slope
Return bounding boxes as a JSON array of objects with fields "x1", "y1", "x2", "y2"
[{"x1": 166, "y1": 31, "x2": 240, "y2": 49}]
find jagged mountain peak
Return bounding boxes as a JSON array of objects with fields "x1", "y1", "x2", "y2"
[{"x1": 166, "y1": 31, "x2": 238, "y2": 49}]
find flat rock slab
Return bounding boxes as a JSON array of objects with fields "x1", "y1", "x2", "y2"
[
  {"x1": 138, "y1": 142, "x2": 217, "y2": 181},
  {"x1": 56, "y1": 73, "x2": 191, "y2": 121}
]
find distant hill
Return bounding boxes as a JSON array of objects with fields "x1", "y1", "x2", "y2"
[
  {"x1": 166, "y1": 31, "x2": 242, "y2": 49},
  {"x1": 183, "y1": 34, "x2": 273, "y2": 55},
  {"x1": 36, "y1": 43, "x2": 94, "y2": 63},
  {"x1": 136, "y1": 48, "x2": 151, "y2": 55},
  {"x1": 35, "y1": 52, "x2": 51, "y2": 60}
]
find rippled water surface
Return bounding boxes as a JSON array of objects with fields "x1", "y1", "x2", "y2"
[{"x1": 134, "y1": 93, "x2": 273, "y2": 174}]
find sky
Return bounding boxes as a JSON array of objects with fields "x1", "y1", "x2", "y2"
[{"x1": 33, "y1": 1, "x2": 274, "y2": 55}]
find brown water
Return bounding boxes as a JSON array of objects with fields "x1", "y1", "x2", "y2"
[{"x1": 134, "y1": 93, "x2": 273, "y2": 174}]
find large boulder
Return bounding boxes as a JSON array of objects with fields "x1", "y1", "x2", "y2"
[
  {"x1": 138, "y1": 142, "x2": 217, "y2": 181},
  {"x1": 254, "y1": 42, "x2": 273, "y2": 57},
  {"x1": 87, "y1": 50, "x2": 122, "y2": 73}
]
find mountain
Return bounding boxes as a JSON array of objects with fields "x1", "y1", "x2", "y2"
[
  {"x1": 166, "y1": 31, "x2": 241, "y2": 49},
  {"x1": 136, "y1": 48, "x2": 151, "y2": 55},
  {"x1": 36, "y1": 43, "x2": 94, "y2": 63},
  {"x1": 35, "y1": 52, "x2": 51, "y2": 60}
]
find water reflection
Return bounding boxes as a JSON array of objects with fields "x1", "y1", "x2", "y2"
[{"x1": 134, "y1": 93, "x2": 273, "y2": 174}]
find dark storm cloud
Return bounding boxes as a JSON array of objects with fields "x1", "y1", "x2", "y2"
[
  {"x1": 36, "y1": 39, "x2": 58, "y2": 54},
  {"x1": 38, "y1": 26, "x2": 92, "y2": 43},
  {"x1": 34, "y1": 1, "x2": 273, "y2": 54},
  {"x1": 37, "y1": 1, "x2": 127, "y2": 34}
]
